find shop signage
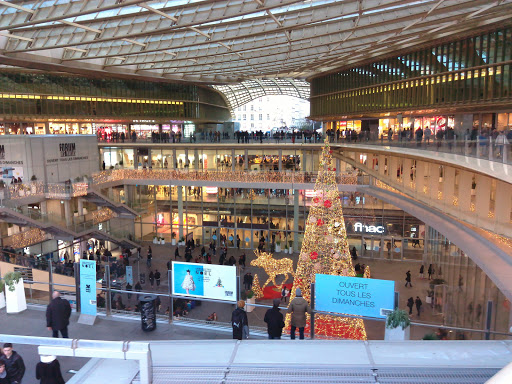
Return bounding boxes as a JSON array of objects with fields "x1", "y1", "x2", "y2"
[
  {"x1": 314, "y1": 274, "x2": 395, "y2": 318},
  {"x1": 79, "y1": 259, "x2": 97, "y2": 316},
  {"x1": 59, "y1": 143, "x2": 76, "y2": 157},
  {"x1": 354, "y1": 222, "x2": 385, "y2": 234}
]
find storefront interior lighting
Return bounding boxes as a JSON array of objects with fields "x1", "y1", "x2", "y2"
[{"x1": 0, "y1": 93, "x2": 184, "y2": 105}]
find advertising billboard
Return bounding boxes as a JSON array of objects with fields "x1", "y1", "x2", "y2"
[
  {"x1": 79, "y1": 260, "x2": 97, "y2": 316},
  {"x1": 314, "y1": 274, "x2": 395, "y2": 318},
  {"x1": 172, "y1": 261, "x2": 237, "y2": 302}
]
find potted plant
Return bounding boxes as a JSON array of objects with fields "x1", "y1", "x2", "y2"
[
  {"x1": 160, "y1": 237, "x2": 165, "y2": 245},
  {"x1": 179, "y1": 236, "x2": 185, "y2": 246},
  {"x1": 384, "y1": 308, "x2": 411, "y2": 340},
  {"x1": 4, "y1": 271, "x2": 27, "y2": 314},
  {"x1": 275, "y1": 240, "x2": 281, "y2": 253},
  {"x1": 153, "y1": 236, "x2": 158, "y2": 244},
  {"x1": 245, "y1": 290, "x2": 256, "y2": 313},
  {"x1": 0, "y1": 278, "x2": 5, "y2": 309},
  {"x1": 171, "y1": 232, "x2": 177, "y2": 246},
  {"x1": 288, "y1": 240, "x2": 293, "y2": 253}
]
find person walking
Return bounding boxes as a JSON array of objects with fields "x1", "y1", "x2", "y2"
[
  {"x1": 154, "y1": 270, "x2": 161, "y2": 286},
  {"x1": 239, "y1": 253, "x2": 246, "y2": 268},
  {"x1": 0, "y1": 343, "x2": 25, "y2": 384},
  {"x1": 415, "y1": 296, "x2": 423, "y2": 317},
  {"x1": 407, "y1": 297, "x2": 414, "y2": 315},
  {"x1": 35, "y1": 355, "x2": 65, "y2": 384},
  {"x1": 149, "y1": 270, "x2": 155, "y2": 287},
  {"x1": 428, "y1": 264, "x2": 434, "y2": 280},
  {"x1": 231, "y1": 300, "x2": 249, "y2": 340},
  {"x1": 175, "y1": 247, "x2": 181, "y2": 260},
  {"x1": 46, "y1": 291, "x2": 72, "y2": 338},
  {"x1": 146, "y1": 246, "x2": 152, "y2": 268},
  {"x1": 419, "y1": 265, "x2": 424, "y2": 279},
  {"x1": 264, "y1": 298, "x2": 285, "y2": 339},
  {"x1": 287, "y1": 288, "x2": 311, "y2": 340},
  {"x1": 405, "y1": 270, "x2": 412, "y2": 287}
]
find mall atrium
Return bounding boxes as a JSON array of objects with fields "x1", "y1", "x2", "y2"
[{"x1": 1, "y1": 1, "x2": 512, "y2": 383}]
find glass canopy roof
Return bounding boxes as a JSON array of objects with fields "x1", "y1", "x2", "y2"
[{"x1": 0, "y1": 0, "x2": 509, "y2": 104}]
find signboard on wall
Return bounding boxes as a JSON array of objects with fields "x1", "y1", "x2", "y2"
[
  {"x1": 172, "y1": 261, "x2": 236, "y2": 302},
  {"x1": 314, "y1": 274, "x2": 394, "y2": 318},
  {"x1": 79, "y1": 260, "x2": 97, "y2": 316}
]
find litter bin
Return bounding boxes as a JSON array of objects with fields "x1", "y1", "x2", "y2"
[{"x1": 140, "y1": 294, "x2": 157, "y2": 332}]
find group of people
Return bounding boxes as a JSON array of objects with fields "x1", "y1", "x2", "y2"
[
  {"x1": 232, "y1": 288, "x2": 311, "y2": 340},
  {"x1": 0, "y1": 292, "x2": 72, "y2": 383}
]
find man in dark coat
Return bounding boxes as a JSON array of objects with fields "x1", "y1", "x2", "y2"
[
  {"x1": 0, "y1": 343, "x2": 25, "y2": 384},
  {"x1": 46, "y1": 291, "x2": 72, "y2": 338},
  {"x1": 264, "y1": 298, "x2": 285, "y2": 339}
]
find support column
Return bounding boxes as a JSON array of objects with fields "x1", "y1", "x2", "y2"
[
  {"x1": 278, "y1": 149, "x2": 282, "y2": 171},
  {"x1": 302, "y1": 150, "x2": 307, "y2": 172},
  {"x1": 177, "y1": 186, "x2": 184, "y2": 240},
  {"x1": 415, "y1": 161, "x2": 425, "y2": 195},
  {"x1": 194, "y1": 149, "x2": 199, "y2": 170},
  {"x1": 40, "y1": 201, "x2": 47, "y2": 215},
  {"x1": 44, "y1": 122, "x2": 50, "y2": 135},
  {"x1": 495, "y1": 181, "x2": 512, "y2": 227},
  {"x1": 442, "y1": 167, "x2": 455, "y2": 208},
  {"x1": 378, "y1": 155, "x2": 386, "y2": 177},
  {"x1": 388, "y1": 156, "x2": 398, "y2": 183},
  {"x1": 184, "y1": 149, "x2": 189, "y2": 169},
  {"x1": 429, "y1": 164, "x2": 440, "y2": 201},
  {"x1": 77, "y1": 198, "x2": 84, "y2": 216},
  {"x1": 64, "y1": 200, "x2": 72, "y2": 227},
  {"x1": 336, "y1": 158, "x2": 341, "y2": 177},
  {"x1": 124, "y1": 184, "x2": 130, "y2": 205},
  {"x1": 172, "y1": 149, "x2": 177, "y2": 169},
  {"x1": 475, "y1": 175, "x2": 491, "y2": 219},
  {"x1": 293, "y1": 190, "x2": 299, "y2": 253},
  {"x1": 244, "y1": 149, "x2": 248, "y2": 171},
  {"x1": 231, "y1": 149, "x2": 236, "y2": 172},
  {"x1": 459, "y1": 171, "x2": 473, "y2": 213},
  {"x1": 147, "y1": 149, "x2": 152, "y2": 169},
  {"x1": 403, "y1": 158, "x2": 413, "y2": 189}
]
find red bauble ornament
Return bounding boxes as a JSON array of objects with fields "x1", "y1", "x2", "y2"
[
  {"x1": 310, "y1": 251, "x2": 318, "y2": 260},
  {"x1": 313, "y1": 197, "x2": 320, "y2": 204},
  {"x1": 329, "y1": 150, "x2": 333, "y2": 154},
  {"x1": 316, "y1": 218, "x2": 324, "y2": 226},
  {"x1": 324, "y1": 200, "x2": 332, "y2": 208}
]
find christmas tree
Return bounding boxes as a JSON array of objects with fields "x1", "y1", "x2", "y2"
[
  {"x1": 287, "y1": 137, "x2": 367, "y2": 339},
  {"x1": 251, "y1": 274, "x2": 264, "y2": 299}
]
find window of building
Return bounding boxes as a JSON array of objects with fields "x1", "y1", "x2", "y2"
[
  {"x1": 243, "y1": 114, "x2": 246, "y2": 120},
  {"x1": 267, "y1": 114, "x2": 270, "y2": 120},
  {"x1": 259, "y1": 114, "x2": 262, "y2": 120},
  {"x1": 251, "y1": 114, "x2": 254, "y2": 120}
]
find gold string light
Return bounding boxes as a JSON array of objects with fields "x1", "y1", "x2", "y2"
[
  {"x1": 91, "y1": 169, "x2": 358, "y2": 187},
  {"x1": 250, "y1": 250, "x2": 294, "y2": 290},
  {"x1": 250, "y1": 274, "x2": 265, "y2": 299},
  {"x1": 286, "y1": 137, "x2": 367, "y2": 340},
  {"x1": 6, "y1": 228, "x2": 47, "y2": 249}
]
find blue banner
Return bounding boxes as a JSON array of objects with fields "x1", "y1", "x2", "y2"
[
  {"x1": 315, "y1": 274, "x2": 394, "y2": 318},
  {"x1": 79, "y1": 260, "x2": 97, "y2": 316},
  {"x1": 126, "y1": 266, "x2": 133, "y2": 285}
]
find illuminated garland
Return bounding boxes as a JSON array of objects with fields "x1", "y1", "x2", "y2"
[
  {"x1": 286, "y1": 137, "x2": 367, "y2": 340},
  {"x1": 92, "y1": 207, "x2": 116, "y2": 224},
  {"x1": 91, "y1": 169, "x2": 358, "y2": 187},
  {"x1": 5, "y1": 228, "x2": 48, "y2": 249}
]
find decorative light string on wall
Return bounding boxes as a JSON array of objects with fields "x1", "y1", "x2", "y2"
[{"x1": 0, "y1": 93, "x2": 184, "y2": 105}]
